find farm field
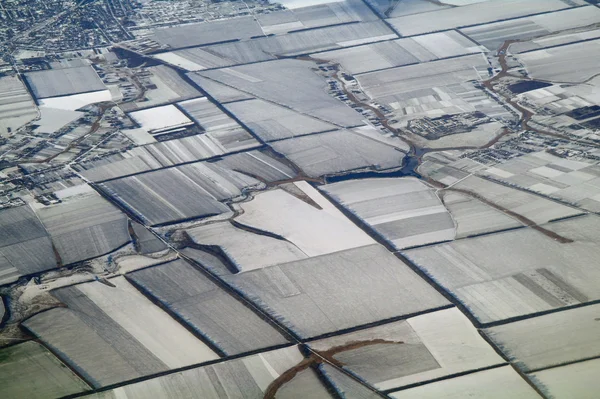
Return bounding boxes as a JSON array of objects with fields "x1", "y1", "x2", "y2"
[
  {"x1": 479, "y1": 151, "x2": 600, "y2": 212},
  {"x1": 177, "y1": 97, "x2": 239, "y2": 132},
  {"x1": 3, "y1": 2, "x2": 600, "y2": 397},
  {"x1": 157, "y1": 20, "x2": 396, "y2": 71},
  {"x1": 35, "y1": 188, "x2": 130, "y2": 265},
  {"x1": 128, "y1": 259, "x2": 291, "y2": 355},
  {"x1": 98, "y1": 149, "x2": 296, "y2": 225},
  {"x1": 24, "y1": 65, "x2": 106, "y2": 99},
  {"x1": 224, "y1": 98, "x2": 337, "y2": 141},
  {"x1": 390, "y1": 366, "x2": 541, "y2": 398},
  {"x1": 355, "y1": 54, "x2": 491, "y2": 125},
  {"x1": 451, "y1": 175, "x2": 582, "y2": 224},
  {"x1": 144, "y1": 16, "x2": 264, "y2": 50},
  {"x1": 0, "y1": 75, "x2": 37, "y2": 135},
  {"x1": 404, "y1": 214, "x2": 600, "y2": 324},
  {"x1": 23, "y1": 276, "x2": 219, "y2": 388},
  {"x1": 237, "y1": 182, "x2": 375, "y2": 256},
  {"x1": 308, "y1": 308, "x2": 504, "y2": 391},
  {"x1": 270, "y1": 128, "x2": 408, "y2": 177},
  {"x1": 0, "y1": 341, "x2": 90, "y2": 398},
  {"x1": 315, "y1": 30, "x2": 480, "y2": 74},
  {"x1": 98, "y1": 164, "x2": 246, "y2": 226},
  {"x1": 510, "y1": 28, "x2": 600, "y2": 54},
  {"x1": 387, "y1": 0, "x2": 580, "y2": 36},
  {"x1": 440, "y1": 191, "x2": 523, "y2": 238},
  {"x1": 75, "y1": 128, "x2": 259, "y2": 181},
  {"x1": 460, "y1": 6, "x2": 600, "y2": 51},
  {"x1": 257, "y1": 0, "x2": 378, "y2": 35},
  {"x1": 186, "y1": 221, "x2": 307, "y2": 272},
  {"x1": 130, "y1": 221, "x2": 167, "y2": 254},
  {"x1": 322, "y1": 178, "x2": 456, "y2": 249},
  {"x1": 0, "y1": 204, "x2": 57, "y2": 285},
  {"x1": 516, "y1": 40, "x2": 600, "y2": 83},
  {"x1": 37, "y1": 89, "x2": 113, "y2": 111},
  {"x1": 79, "y1": 346, "x2": 335, "y2": 398},
  {"x1": 484, "y1": 304, "x2": 600, "y2": 372},
  {"x1": 530, "y1": 358, "x2": 600, "y2": 399},
  {"x1": 197, "y1": 59, "x2": 366, "y2": 127},
  {"x1": 221, "y1": 244, "x2": 449, "y2": 338}
]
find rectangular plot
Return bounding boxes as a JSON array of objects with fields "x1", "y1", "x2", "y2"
[
  {"x1": 81, "y1": 346, "x2": 305, "y2": 399},
  {"x1": 388, "y1": 0, "x2": 576, "y2": 36},
  {"x1": 25, "y1": 66, "x2": 106, "y2": 99},
  {"x1": 484, "y1": 304, "x2": 600, "y2": 372},
  {"x1": 322, "y1": 177, "x2": 456, "y2": 249},
  {"x1": 404, "y1": 215, "x2": 600, "y2": 323},
  {"x1": 129, "y1": 259, "x2": 291, "y2": 355},
  {"x1": 309, "y1": 308, "x2": 504, "y2": 391},
  {"x1": 0, "y1": 341, "x2": 90, "y2": 398},
  {"x1": 23, "y1": 276, "x2": 218, "y2": 388},
  {"x1": 222, "y1": 244, "x2": 449, "y2": 339},
  {"x1": 224, "y1": 98, "x2": 337, "y2": 141},
  {"x1": 270, "y1": 128, "x2": 407, "y2": 178},
  {"x1": 37, "y1": 191, "x2": 130, "y2": 265}
]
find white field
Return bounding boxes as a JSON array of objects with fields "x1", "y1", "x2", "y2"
[
  {"x1": 84, "y1": 346, "x2": 304, "y2": 398},
  {"x1": 275, "y1": 0, "x2": 337, "y2": 9},
  {"x1": 75, "y1": 276, "x2": 219, "y2": 367},
  {"x1": 390, "y1": 366, "x2": 541, "y2": 399},
  {"x1": 0, "y1": 75, "x2": 37, "y2": 135},
  {"x1": 388, "y1": 0, "x2": 576, "y2": 36},
  {"x1": 405, "y1": 215, "x2": 600, "y2": 323},
  {"x1": 237, "y1": 182, "x2": 374, "y2": 257},
  {"x1": 315, "y1": 30, "x2": 480, "y2": 74},
  {"x1": 121, "y1": 128, "x2": 157, "y2": 145},
  {"x1": 34, "y1": 107, "x2": 83, "y2": 134},
  {"x1": 186, "y1": 221, "x2": 307, "y2": 272},
  {"x1": 129, "y1": 104, "x2": 193, "y2": 134},
  {"x1": 453, "y1": 175, "x2": 582, "y2": 225},
  {"x1": 310, "y1": 308, "x2": 504, "y2": 391},
  {"x1": 462, "y1": 6, "x2": 600, "y2": 52},
  {"x1": 510, "y1": 28, "x2": 600, "y2": 54},
  {"x1": 222, "y1": 244, "x2": 450, "y2": 338},
  {"x1": 485, "y1": 304, "x2": 600, "y2": 372},
  {"x1": 530, "y1": 358, "x2": 600, "y2": 399},
  {"x1": 38, "y1": 89, "x2": 112, "y2": 111},
  {"x1": 517, "y1": 40, "x2": 600, "y2": 83},
  {"x1": 442, "y1": 191, "x2": 523, "y2": 238},
  {"x1": 479, "y1": 151, "x2": 600, "y2": 212},
  {"x1": 270, "y1": 128, "x2": 406, "y2": 177},
  {"x1": 153, "y1": 52, "x2": 206, "y2": 71},
  {"x1": 322, "y1": 177, "x2": 456, "y2": 249},
  {"x1": 178, "y1": 97, "x2": 239, "y2": 131}
]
